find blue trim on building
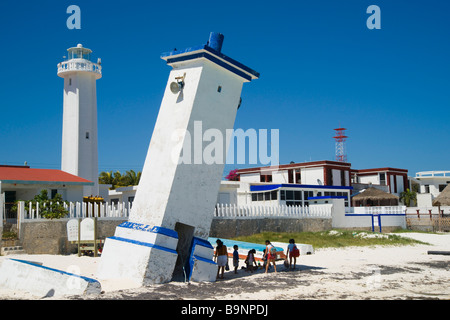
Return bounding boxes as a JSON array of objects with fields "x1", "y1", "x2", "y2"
[
  {"x1": 308, "y1": 196, "x2": 348, "y2": 200},
  {"x1": 10, "y1": 259, "x2": 100, "y2": 284},
  {"x1": 165, "y1": 51, "x2": 253, "y2": 81},
  {"x1": 161, "y1": 45, "x2": 259, "y2": 81},
  {"x1": 107, "y1": 236, "x2": 178, "y2": 255},
  {"x1": 345, "y1": 213, "x2": 406, "y2": 233},
  {"x1": 250, "y1": 184, "x2": 353, "y2": 192},
  {"x1": 117, "y1": 222, "x2": 178, "y2": 239}
]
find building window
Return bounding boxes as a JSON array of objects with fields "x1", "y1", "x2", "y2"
[
  {"x1": 380, "y1": 173, "x2": 386, "y2": 185},
  {"x1": 424, "y1": 185, "x2": 430, "y2": 193},
  {"x1": 86, "y1": 132, "x2": 90, "y2": 139},
  {"x1": 217, "y1": 86, "x2": 222, "y2": 92},
  {"x1": 439, "y1": 185, "x2": 447, "y2": 192},
  {"x1": 286, "y1": 190, "x2": 294, "y2": 200},
  {"x1": 260, "y1": 174, "x2": 272, "y2": 183},
  {"x1": 128, "y1": 196, "x2": 135, "y2": 208},
  {"x1": 280, "y1": 189, "x2": 303, "y2": 206},
  {"x1": 251, "y1": 191, "x2": 278, "y2": 202},
  {"x1": 326, "y1": 168, "x2": 333, "y2": 185},
  {"x1": 295, "y1": 170, "x2": 301, "y2": 183},
  {"x1": 304, "y1": 191, "x2": 314, "y2": 206},
  {"x1": 288, "y1": 170, "x2": 294, "y2": 183},
  {"x1": 69, "y1": 78, "x2": 72, "y2": 86}
]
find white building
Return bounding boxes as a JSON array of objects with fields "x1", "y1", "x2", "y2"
[
  {"x1": 414, "y1": 171, "x2": 450, "y2": 206},
  {"x1": 0, "y1": 165, "x2": 93, "y2": 222},
  {"x1": 222, "y1": 161, "x2": 410, "y2": 208},
  {"x1": 217, "y1": 180, "x2": 352, "y2": 207},
  {"x1": 107, "y1": 185, "x2": 137, "y2": 209},
  {"x1": 237, "y1": 160, "x2": 352, "y2": 187},
  {"x1": 351, "y1": 167, "x2": 408, "y2": 196},
  {"x1": 57, "y1": 44, "x2": 102, "y2": 197}
]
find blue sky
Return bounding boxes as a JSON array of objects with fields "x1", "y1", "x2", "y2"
[{"x1": 1, "y1": 0, "x2": 449, "y2": 178}]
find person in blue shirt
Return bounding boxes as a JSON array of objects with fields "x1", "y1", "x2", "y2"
[{"x1": 233, "y1": 245, "x2": 239, "y2": 274}]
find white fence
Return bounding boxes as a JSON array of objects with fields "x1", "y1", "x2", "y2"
[
  {"x1": 17, "y1": 201, "x2": 412, "y2": 222},
  {"x1": 17, "y1": 201, "x2": 333, "y2": 221},
  {"x1": 214, "y1": 203, "x2": 333, "y2": 219},
  {"x1": 346, "y1": 206, "x2": 406, "y2": 215},
  {"x1": 17, "y1": 201, "x2": 130, "y2": 221}
]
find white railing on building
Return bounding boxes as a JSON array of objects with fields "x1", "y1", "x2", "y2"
[
  {"x1": 214, "y1": 203, "x2": 332, "y2": 219},
  {"x1": 57, "y1": 59, "x2": 102, "y2": 76},
  {"x1": 18, "y1": 201, "x2": 130, "y2": 221},
  {"x1": 415, "y1": 171, "x2": 450, "y2": 178},
  {"x1": 346, "y1": 206, "x2": 406, "y2": 215}
]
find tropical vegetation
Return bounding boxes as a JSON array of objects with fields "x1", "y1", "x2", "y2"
[
  {"x1": 12, "y1": 189, "x2": 69, "y2": 220},
  {"x1": 98, "y1": 170, "x2": 142, "y2": 189},
  {"x1": 399, "y1": 188, "x2": 417, "y2": 207},
  {"x1": 225, "y1": 169, "x2": 239, "y2": 181}
]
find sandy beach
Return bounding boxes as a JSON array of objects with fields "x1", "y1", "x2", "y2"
[{"x1": 0, "y1": 232, "x2": 448, "y2": 300}]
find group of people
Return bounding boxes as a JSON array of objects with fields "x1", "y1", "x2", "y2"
[{"x1": 213, "y1": 238, "x2": 300, "y2": 280}]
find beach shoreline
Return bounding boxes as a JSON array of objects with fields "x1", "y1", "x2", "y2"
[{"x1": 0, "y1": 232, "x2": 448, "y2": 300}]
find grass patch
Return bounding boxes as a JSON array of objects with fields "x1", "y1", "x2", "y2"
[{"x1": 232, "y1": 230, "x2": 428, "y2": 249}]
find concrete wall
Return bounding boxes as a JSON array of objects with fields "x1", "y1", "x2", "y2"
[
  {"x1": 302, "y1": 167, "x2": 324, "y2": 185},
  {"x1": 15, "y1": 217, "x2": 330, "y2": 255},
  {"x1": 272, "y1": 171, "x2": 288, "y2": 183},
  {"x1": 19, "y1": 218, "x2": 126, "y2": 255},
  {"x1": 416, "y1": 193, "x2": 433, "y2": 207},
  {"x1": 333, "y1": 205, "x2": 406, "y2": 231},
  {"x1": 240, "y1": 173, "x2": 260, "y2": 183},
  {"x1": 209, "y1": 217, "x2": 332, "y2": 239},
  {"x1": 359, "y1": 174, "x2": 379, "y2": 185}
]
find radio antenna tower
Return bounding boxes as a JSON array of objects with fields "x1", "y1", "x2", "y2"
[{"x1": 333, "y1": 127, "x2": 348, "y2": 162}]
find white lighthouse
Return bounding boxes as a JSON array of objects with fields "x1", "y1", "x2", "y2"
[{"x1": 57, "y1": 44, "x2": 102, "y2": 196}]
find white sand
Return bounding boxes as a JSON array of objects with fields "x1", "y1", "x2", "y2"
[{"x1": 0, "y1": 232, "x2": 448, "y2": 300}]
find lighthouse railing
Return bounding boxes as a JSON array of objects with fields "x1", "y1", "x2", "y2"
[{"x1": 57, "y1": 59, "x2": 102, "y2": 76}]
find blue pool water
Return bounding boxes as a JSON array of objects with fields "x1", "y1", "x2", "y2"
[{"x1": 208, "y1": 237, "x2": 283, "y2": 253}]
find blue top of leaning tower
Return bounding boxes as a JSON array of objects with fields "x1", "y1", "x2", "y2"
[
  {"x1": 57, "y1": 44, "x2": 102, "y2": 79},
  {"x1": 161, "y1": 32, "x2": 259, "y2": 82}
]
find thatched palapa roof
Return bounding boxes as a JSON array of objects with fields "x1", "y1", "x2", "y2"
[
  {"x1": 352, "y1": 187, "x2": 399, "y2": 207},
  {"x1": 432, "y1": 184, "x2": 450, "y2": 206}
]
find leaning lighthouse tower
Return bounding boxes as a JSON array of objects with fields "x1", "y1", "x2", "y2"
[{"x1": 57, "y1": 44, "x2": 102, "y2": 196}]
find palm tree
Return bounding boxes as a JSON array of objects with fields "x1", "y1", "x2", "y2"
[
  {"x1": 120, "y1": 170, "x2": 141, "y2": 186},
  {"x1": 98, "y1": 171, "x2": 115, "y2": 185},
  {"x1": 113, "y1": 171, "x2": 123, "y2": 187},
  {"x1": 98, "y1": 170, "x2": 141, "y2": 189},
  {"x1": 98, "y1": 170, "x2": 124, "y2": 189},
  {"x1": 399, "y1": 188, "x2": 417, "y2": 207}
]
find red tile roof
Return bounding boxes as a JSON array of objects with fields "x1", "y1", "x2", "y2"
[{"x1": 0, "y1": 165, "x2": 93, "y2": 185}]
